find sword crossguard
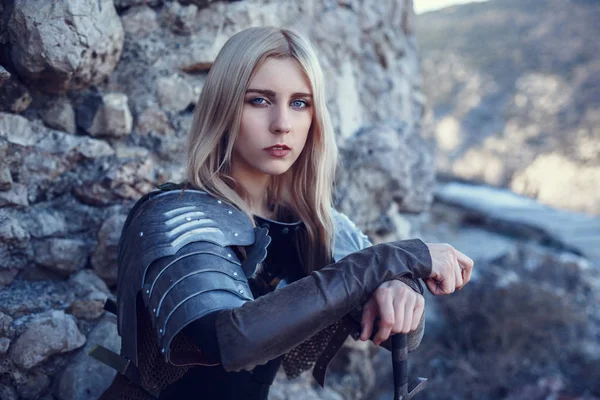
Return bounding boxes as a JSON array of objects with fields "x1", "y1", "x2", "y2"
[{"x1": 391, "y1": 334, "x2": 428, "y2": 400}]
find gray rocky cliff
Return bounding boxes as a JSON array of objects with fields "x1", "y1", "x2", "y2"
[{"x1": 0, "y1": 0, "x2": 432, "y2": 399}]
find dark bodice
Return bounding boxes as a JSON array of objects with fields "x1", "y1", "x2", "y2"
[
  {"x1": 248, "y1": 214, "x2": 305, "y2": 296},
  {"x1": 158, "y1": 216, "x2": 305, "y2": 400}
]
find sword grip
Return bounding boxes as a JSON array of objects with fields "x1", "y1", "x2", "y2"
[{"x1": 392, "y1": 333, "x2": 408, "y2": 400}]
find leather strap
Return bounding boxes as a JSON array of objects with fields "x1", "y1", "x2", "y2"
[
  {"x1": 88, "y1": 345, "x2": 159, "y2": 399},
  {"x1": 312, "y1": 315, "x2": 358, "y2": 387}
]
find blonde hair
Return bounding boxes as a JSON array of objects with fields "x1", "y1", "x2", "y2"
[{"x1": 186, "y1": 26, "x2": 338, "y2": 272}]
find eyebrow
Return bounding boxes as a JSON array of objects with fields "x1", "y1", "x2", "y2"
[{"x1": 246, "y1": 88, "x2": 312, "y2": 98}]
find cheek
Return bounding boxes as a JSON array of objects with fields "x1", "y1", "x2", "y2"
[
  {"x1": 294, "y1": 112, "x2": 313, "y2": 138},
  {"x1": 239, "y1": 108, "x2": 261, "y2": 138}
]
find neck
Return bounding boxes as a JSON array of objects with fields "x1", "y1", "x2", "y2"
[{"x1": 231, "y1": 168, "x2": 274, "y2": 219}]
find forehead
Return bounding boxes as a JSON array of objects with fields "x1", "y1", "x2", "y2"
[{"x1": 248, "y1": 57, "x2": 311, "y2": 93}]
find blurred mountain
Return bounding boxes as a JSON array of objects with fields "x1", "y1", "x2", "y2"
[{"x1": 417, "y1": 0, "x2": 600, "y2": 214}]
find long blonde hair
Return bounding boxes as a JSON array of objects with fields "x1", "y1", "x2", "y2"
[{"x1": 186, "y1": 26, "x2": 338, "y2": 272}]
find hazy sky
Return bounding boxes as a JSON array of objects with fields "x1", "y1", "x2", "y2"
[{"x1": 413, "y1": 0, "x2": 489, "y2": 14}]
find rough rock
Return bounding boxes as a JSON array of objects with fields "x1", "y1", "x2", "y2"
[
  {"x1": 0, "y1": 65, "x2": 10, "y2": 87},
  {"x1": 156, "y1": 74, "x2": 196, "y2": 113},
  {"x1": 135, "y1": 105, "x2": 174, "y2": 136},
  {"x1": 121, "y1": 5, "x2": 160, "y2": 37},
  {"x1": 15, "y1": 371, "x2": 50, "y2": 400},
  {"x1": 0, "y1": 385, "x2": 18, "y2": 400},
  {"x1": 0, "y1": 311, "x2": 14, "y2": 336},
  {"x1": 9, "y1": 310, "x2": 86, "y2": 369},
  {"x1": 6, "y1": 0, "x2": 124, "y2": 93},
  {"x1": 163, "y1": 2, "x2": 199, "y2": 35},
  {"x1": 0, "y1": 212, "x2": 30, "y2": 246},
  {"x1": 0, "y1": 112, "x2": 41, "y2": 147},
  {"x1": 0, "y1": 76, "x2": 32, "y2": 113},
  {"x1": 0, "y1": 183, "x2": 28, "y2": 207},
  {"x1": 56, "y1": 316, "x2": 120, "y2": 400},
  {"x1": 0, "y1": 337, "x2": 11, "y2": 354},
  {"x1": 33, "y1": 127, "x2": 115, "y2": 159},
  {"x1": 33, "y1": 238, "x2": 89, "y2": 276},
  {"x1": 67, "y1": 299, "x2": 105, "y2": 320},
  {"x1": 73, "y1": 159, "x2": 156, "y2": 206},
  {"x1": 114, "y1": 0, "x2": 163, "y2": 10},
  {"x1": 0, "y1": 280, "x2": 77, "y2": 318},
  {"x1": 23, "y1": 207, "x2": 69, "y2": 239},
  {"x1": 41, "y1": 99, "x2": 76, "y2": 134},
  {"x1": 69, "y1": 269, "x2": 111, "y2": 297},
  {"x1": 91, "y1": 214, "x2": 127, "y2": 286},
  {"x1": 77, "y1": 92, "x2": 133, "y2": 137},
  {"x1": 0, "y1": 269, "x2": 19, "y2": 287},
  {"x1": 0, "y1": 210, "x2": 30, "y2": 271},
  {"x1": 0, "y1": 162, "x2": 12, "y2": 190},
  {"x1": 336, "y1": 122, "x2": 435, "y2": 233}
]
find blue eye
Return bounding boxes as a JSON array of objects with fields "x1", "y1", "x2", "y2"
[
  {"x1": 291, "y1": 99, "x2": 309, "y2": 109},
  {"x1": 250, "y1": 97, "x2": 269, "y2": 105}
]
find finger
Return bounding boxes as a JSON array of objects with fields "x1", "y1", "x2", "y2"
[
  {"x1": 457, "y1": 251, "x2": 474, "y2": 286},
  {"x1": 442, "y1": 263, "x2": 456, "y2": 294},
  {"x1": 401, "y1": 295, "x2": 416, "y2": 333},
  {"x1": 454, "y1": 257, "x2": 464, "y2": 290},
  {"x1": 373, "y1": 292, "x2": 395, "y2": 345},
  {"x1": 392, "y1": 293, "x2": 406, "y2": 334},
  {"x1": 360, "y1": 300, "x2": 377, "y2": 341},
  {"x1": 411, "y1": 295, "x2": 424, "y2": 331}
]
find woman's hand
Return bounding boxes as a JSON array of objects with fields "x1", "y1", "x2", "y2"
[
  {"x1": 360, "y1": 280, "x2": 424, "y2": 346},
  {"x1": 424, "y1": 243, "x2": 474, "y2": 295}
]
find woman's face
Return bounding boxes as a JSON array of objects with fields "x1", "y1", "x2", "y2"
[{"x1": 232, "y1": 57, "x2": 313, "y2": 182}]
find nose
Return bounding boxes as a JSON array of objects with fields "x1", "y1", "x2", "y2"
[{"x1": 269, "y1": 104, "x2": 291, "y2": 135}]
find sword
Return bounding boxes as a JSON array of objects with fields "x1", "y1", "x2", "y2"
[{"x1": 391, "y1": 333, "x2": 428, "y2": 400}]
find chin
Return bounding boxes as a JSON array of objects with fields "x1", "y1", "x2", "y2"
[
  {"x1": 263, "y1": 167, "x2": 291, "y2": 176},
  {"x1": 259, "y1": 163, "x2": 293, "y2": 176}
]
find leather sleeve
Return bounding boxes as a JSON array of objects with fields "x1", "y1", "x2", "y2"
[
  {"x1": 332, "y1": 211, "x2": 429, "y2": 351},
  {"x1": 215, "y1": 239, "x2": 432, "y2": 372}
]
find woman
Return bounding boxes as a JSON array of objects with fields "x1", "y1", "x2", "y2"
[{"x1": 98, "y1": 26, "x2": 473, "y2": 400}]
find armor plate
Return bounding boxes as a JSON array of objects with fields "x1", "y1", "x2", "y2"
[{"x1": 117, "y1": 189, "x2": 268, "y2": 366}]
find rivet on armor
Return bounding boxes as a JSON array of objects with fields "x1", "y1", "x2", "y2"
[
  {"x1": 217, "y1": 200, "x2": 222, "y2": 204},
  {"x1": 153, "y1": 308, "x2": 156, "y2": 313},
  {"x1": 282, "y1": 227, "x2": 289, "y2": 234},
  {"x1": 233, "y1": 272, "x2": 238, "y2": 276},
  {"x1": 228, "y1": 210, "x2": 233, "y2": 214},
  {"x1": 159, "y1": 329, "x2": 163, "y2": 334},
  {"x1": 146, "y1": 290, "x2": 150, "y2": 294},
  {"x1": 186, "y1": 216, "x2": 191, "y2": 221},
  {"x1": 161, "y1": 348, "x2": 165, "y2": 354},
  {"x1": 238, "y1": 289, "x2": 244, "y2": 294},
  {"x1": 227, "y1": 253, "x2": 232, "y2": 258},
  {"x1": 139, "y1": 231, "x2": 144, "y2": 237},
  {"x1": 234, "y1": 232, "x2": 239, "y2": 237}
]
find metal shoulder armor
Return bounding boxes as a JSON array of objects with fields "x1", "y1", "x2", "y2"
[{"x1": 116, "y1": 188, "x2": 269, "y2": 367}]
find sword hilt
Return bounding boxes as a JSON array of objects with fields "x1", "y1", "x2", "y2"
[
  {"x1": 392, "y1": 333, "x2": 408, "y2": 400},
  {"x1": 391, "y1": 333, "x2": 428, "y2": 400}
]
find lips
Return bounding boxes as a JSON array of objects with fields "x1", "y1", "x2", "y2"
[
  {"x1": 264, "y1": 144, "x2": 291, "y2": 151},
  {"x1": 264, "y1": 144, "x2": 291, "y2": 158}
]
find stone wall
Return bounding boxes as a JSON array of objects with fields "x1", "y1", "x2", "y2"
[{"x1": 0, "y1": 1, "x2": 433, "y2": 398}]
